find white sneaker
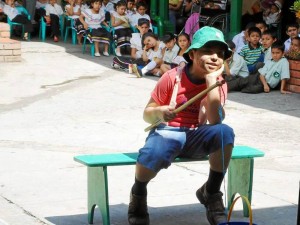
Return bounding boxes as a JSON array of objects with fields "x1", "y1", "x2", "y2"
[
  {"x1": 103, "y1": 52, "x2": 109, "y2": 56},
  {"x1": 95, "y1": 52, "x2": 101, "y2": 57},
  {"x1": 115, "y1": 49, "x2": 122, "y2": 57}
]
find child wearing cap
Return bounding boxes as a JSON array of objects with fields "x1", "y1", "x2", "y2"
[
  {"x1": 263, "y1": 0, "x2": 281, "y2": 28},
  {"x1": 128, "y1": 26, "x2": 234, "y2": 225}
]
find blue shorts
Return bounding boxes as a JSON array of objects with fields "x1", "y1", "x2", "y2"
[{"x1": 137, "y1": 124, "x2": 235, "y2": 172}]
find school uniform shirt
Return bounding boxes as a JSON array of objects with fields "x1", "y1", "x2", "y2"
[
  {"x1": 3, "y1": 4, "x2": 18, "y2": 20},
  {"x1": 172, "y1": 55, "x2": 187, "y2": 65},
  {"x1": 111, "y1": 11, "x2": 130, "y2": 29},
  {"x1": 284, "y1": 34, "x2": 300, "y2": 52},
  {"x1": 130, "y1": 33, "x2": 143, "y2": 58},
  {"x1": 264, "y1": 47, "x2": 272, "y2": 63},
  {"x1": 147, "y1": 41, "x2": 165, "y2": 60},
  {"x1": 229, "y1": 52, "x2": 249, "y2": 78},
  {"x1": 163, "y1": 44, "x2": 180, "y2": 63},
  {"x1": 82, "y1": 8, "x2": 105, "y2": 29},
  {"x1": 232, "y1": 31, "x2": 247, "y2": 54},
  {"x1": 130, "y1": 12, "x2": 153, "y2": 30},
  {"x1": 101, "y1": 2, "x2": 115, "y2": 14},
  {"x1": 36, "y1": 1, "x2": 47, "y2": 9},
  {"x1": 258, "y1": 57, "x2": 290, "y2": 88},
  {"x1": 45, "y1": 3, "x2": 63, "y2": 16},
  {"x1": 65, "y1": 4, "x2": 80, "y2": 19}
]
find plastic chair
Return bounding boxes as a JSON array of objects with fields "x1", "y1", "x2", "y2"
[
  {"x1": 39, "y1": 13, "x2": 64, "y2": 42},
  {"x1": 82, "y1": 26, "x2": 112, "y2": 57},
  {"x1": 7, "y1": 6, "x2": 31, "y2": 40},
  {"x1": 64, "y1": 16, "x2": 77, "y2": 44}
]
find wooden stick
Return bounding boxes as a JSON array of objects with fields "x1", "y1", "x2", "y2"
[{"x1": 144, "y1": 80, "x2": 225, "y2": 132}]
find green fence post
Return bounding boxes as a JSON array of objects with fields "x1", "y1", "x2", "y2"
[{"x1": 229, "y1": 0, "x2": 243, "y2": 39}]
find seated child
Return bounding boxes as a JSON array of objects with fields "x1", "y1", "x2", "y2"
[
  {"x1": 261, "y1": 30, "x2": 277, "y2": 62},
  {"x1": 45, "y1": 0, "x2": 64, "y2": 42},
  {"x1": 129, "y1": 1, "x2": 152, "y2": 31},
  {"x1": 79, "y1": 0, "x2": 111, "y2": 56},
  {"x1": 126, "y1": 0, "x2": 135, "y2": 19},
  {"x1": 111, "y1": 1, "x2": 132, "y2": 56},
  {"x1": 228, "y1": 41, "x2": 291, "y2": 94},
  {"x1": 224, "y1": 40, "x2": 249, "y2": 79},
  {"x1": 101, "y1": 0, "x2": 115, "y2": 23},
  {"x1": 130, "y1": 18, "x2": 150, "y2": 60},
  {"x1": 285, "y1": 37, "x2": 300, "y2": 60},
  {"x1": 263, "y1": 0, "x2": 281, "y2": 28},
  {"x1": 34, "y1": 0, "x2": 48, "y2": 23},
  {"x1": 160, "y1": 32, "x2": 190, "y2": 74},
  {"x1": 132, "y1": 32, "x2": 165, "y2": 78},
  {"x1": 284, "y1": 22, "x2": 300, "y2": 52},
  {"x1": 232, "y1": 22, "x2": 255, "y2": 54},
  {"x1": 255, "y1": 20, "x2": 268, "y2": 35},
  {"x1": 3, "y1": 0, "x2": 33, "y2": 40},
  {"x1": 158, "y1": 32, "x2": 179, "y2": 75},
  {"x1": 239, "y1": 26, "x2": 264, "y2": 74},
  {"x1": 0, "y1": 0, "x2": 7, "y2": 22}
]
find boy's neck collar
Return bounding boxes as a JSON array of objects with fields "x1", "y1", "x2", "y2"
[{"x1": 248, "y1": 43, "x2": 261, "y2": 49}]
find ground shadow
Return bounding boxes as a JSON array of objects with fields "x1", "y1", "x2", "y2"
[{"x1": 45, "y1": 203, "x2": 297, "y2": 225}]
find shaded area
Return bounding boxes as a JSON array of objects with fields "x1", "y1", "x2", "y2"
[{"x1": 45, "y1": 203, "x2": 297, "y2": 225}]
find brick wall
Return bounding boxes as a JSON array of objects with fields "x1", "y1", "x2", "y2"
[
  {"x1": 0, "y1": 23, "x2": 22, "y2": 62},
  {"x1": 287, "y1": 60, "x2": 300, "y2": 93}
]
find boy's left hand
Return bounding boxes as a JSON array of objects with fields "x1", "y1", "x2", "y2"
[{"x1": 281, "y1": 90, "x2": 292, "y2": 94}]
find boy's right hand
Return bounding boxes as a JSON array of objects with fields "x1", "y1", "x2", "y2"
[
  {"x1": 158, "y1": 106, "x2": 176, "y2": 122},
  {"x1": 263, "y1": 84, "x2": 270, "y2": 93}
]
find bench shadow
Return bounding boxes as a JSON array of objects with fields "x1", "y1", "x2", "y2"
[{"x1": 45, "y1": 203, "x2": 297, "y2": 225}]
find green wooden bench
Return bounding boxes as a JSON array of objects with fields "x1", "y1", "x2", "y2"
[{"x1": 74, "y1": 145, "x2": 265, "y2": 225}]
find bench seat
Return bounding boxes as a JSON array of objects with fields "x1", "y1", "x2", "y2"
[{"x1": 74, "y1": 145, "x2": 265, "y2": 225}]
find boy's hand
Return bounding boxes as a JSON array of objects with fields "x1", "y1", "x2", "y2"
[
  {"x1": 83, "y1": 23, "x2": 88, "y2": 30},
  {"x1": 158, "y1": 106, "x2": 176, "y2": 122},
  {"x1": 263, "y1": 85, "x2": 270, "y2": 93},
  {"x1": 206, "y1": 65, "x2": 224, "y2": 81},
  {"x1": 281, "y1": 89, "x2": 292, "y2": 94}
]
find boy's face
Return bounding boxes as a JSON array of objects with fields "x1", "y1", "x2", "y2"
[
  {"x1": 137, "y1": 6, "x2": 146, "y2": 15},
  {"x1": 270, "y1": 5, "x2": 279, "y2": 14},
  {"x1": 261, "y1": 34, "x2": 275, "y2": 49},
  {"x1": 256, "y1": 23, "x2": 267, "y2": 34},
  {"x1": 286, "y1": 26, "x2": 298, "y2": 38},
  {"x1": 127, "y1": 2, "x2": 133, "y2": 9},
  {"x1": 271, "y1": 48, "x2": 284, "y2": 62},
  {"x1": 248, "y1": 32, "x2": 261, "y2": 47},
  {"x1": 164, "y1": 39, "x2": 176, "y2": 50},
  {"x1": 291, "y1": 39, "x2": 300, "y2": 51},
  {"x1": 189, "y1": 44, "x2": 225, "y2": 74},
  {"x1": 137, "y1": 23, "x2": 149, "y2": 35}
]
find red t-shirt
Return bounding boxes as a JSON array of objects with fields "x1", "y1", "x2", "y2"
[{"x1": 151, "y1": 66, "x2": 227, "y2": 128}]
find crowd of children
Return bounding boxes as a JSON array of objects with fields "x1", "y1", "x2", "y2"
[{"x1": 1, "y1": 0, "x2": 298, "y2": 94}]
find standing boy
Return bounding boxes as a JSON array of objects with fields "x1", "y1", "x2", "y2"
[{"x1": 128, "y1": 26, "x2": 235, "y2": 225}]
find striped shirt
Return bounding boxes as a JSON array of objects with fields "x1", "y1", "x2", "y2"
[{"x1": 239, "y1": 44, "x2": 263, "y2": 65}]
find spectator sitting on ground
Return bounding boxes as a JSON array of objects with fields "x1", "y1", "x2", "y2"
[
  {"x1": 224, "y1": 40, "x2": 249, "y2": 81},
  {"x1": 132, "y1": 32, "x2": 165, "y2": 77},
  {"x1": 232, "y1": 22, "x2": 255, "y2": 54},
  {"x1": 161, "y1": 32, "x2": 191, "y2": 74},
  {"x1": 130, "y1": 18, "x2": 150, "y2": 60},
  {"x1": 239, "y1": 26, "x2": 264, "y2": 74},
  {"x1": 261, "y1": 30, "x2": 277, "y2": 62},
  {"x1": 228, "y1": 41, "x2": 291, "y2": 94}
]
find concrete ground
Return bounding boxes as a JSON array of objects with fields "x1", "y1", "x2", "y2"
[{"x1": 0, "y1": 37, "x2": 299, "y2": 225}]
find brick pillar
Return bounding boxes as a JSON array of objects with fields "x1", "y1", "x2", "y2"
[{"x1": 0, "y1": 22, "x2": 22, "y2": 62}]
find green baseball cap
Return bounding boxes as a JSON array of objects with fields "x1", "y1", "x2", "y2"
[{"x1": 183, "y1": 26, "x2": 232, "y2": 62}]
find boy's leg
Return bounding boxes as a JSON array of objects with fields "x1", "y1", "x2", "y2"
[
  {"x1": 128, "y1": 126, "x2": 186, "y2": 225},
  {"x1": 50, "y1": 14, "x2": 60, "y2": 37},
  {"x1": 184, "y1": 124, "x2": 234, "y2": 225}
]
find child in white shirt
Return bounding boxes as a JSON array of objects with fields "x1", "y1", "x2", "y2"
[
  {"x1": 129, "y1": 1, "x2": 152, "y2": 31},
  {"x1": 45, "y1": 0, "x2": 64, "y2": 42},
  {"x1": 130, "y1": 18, "x2": 150, "y2": 59}
]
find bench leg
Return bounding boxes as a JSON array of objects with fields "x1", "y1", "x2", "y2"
[
  {"x1": 227, "y1": 158, "x2": 254, "y2": 217},
  {"x1": 87, "y1": 166, "x2": 110, "y2": 225}
]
